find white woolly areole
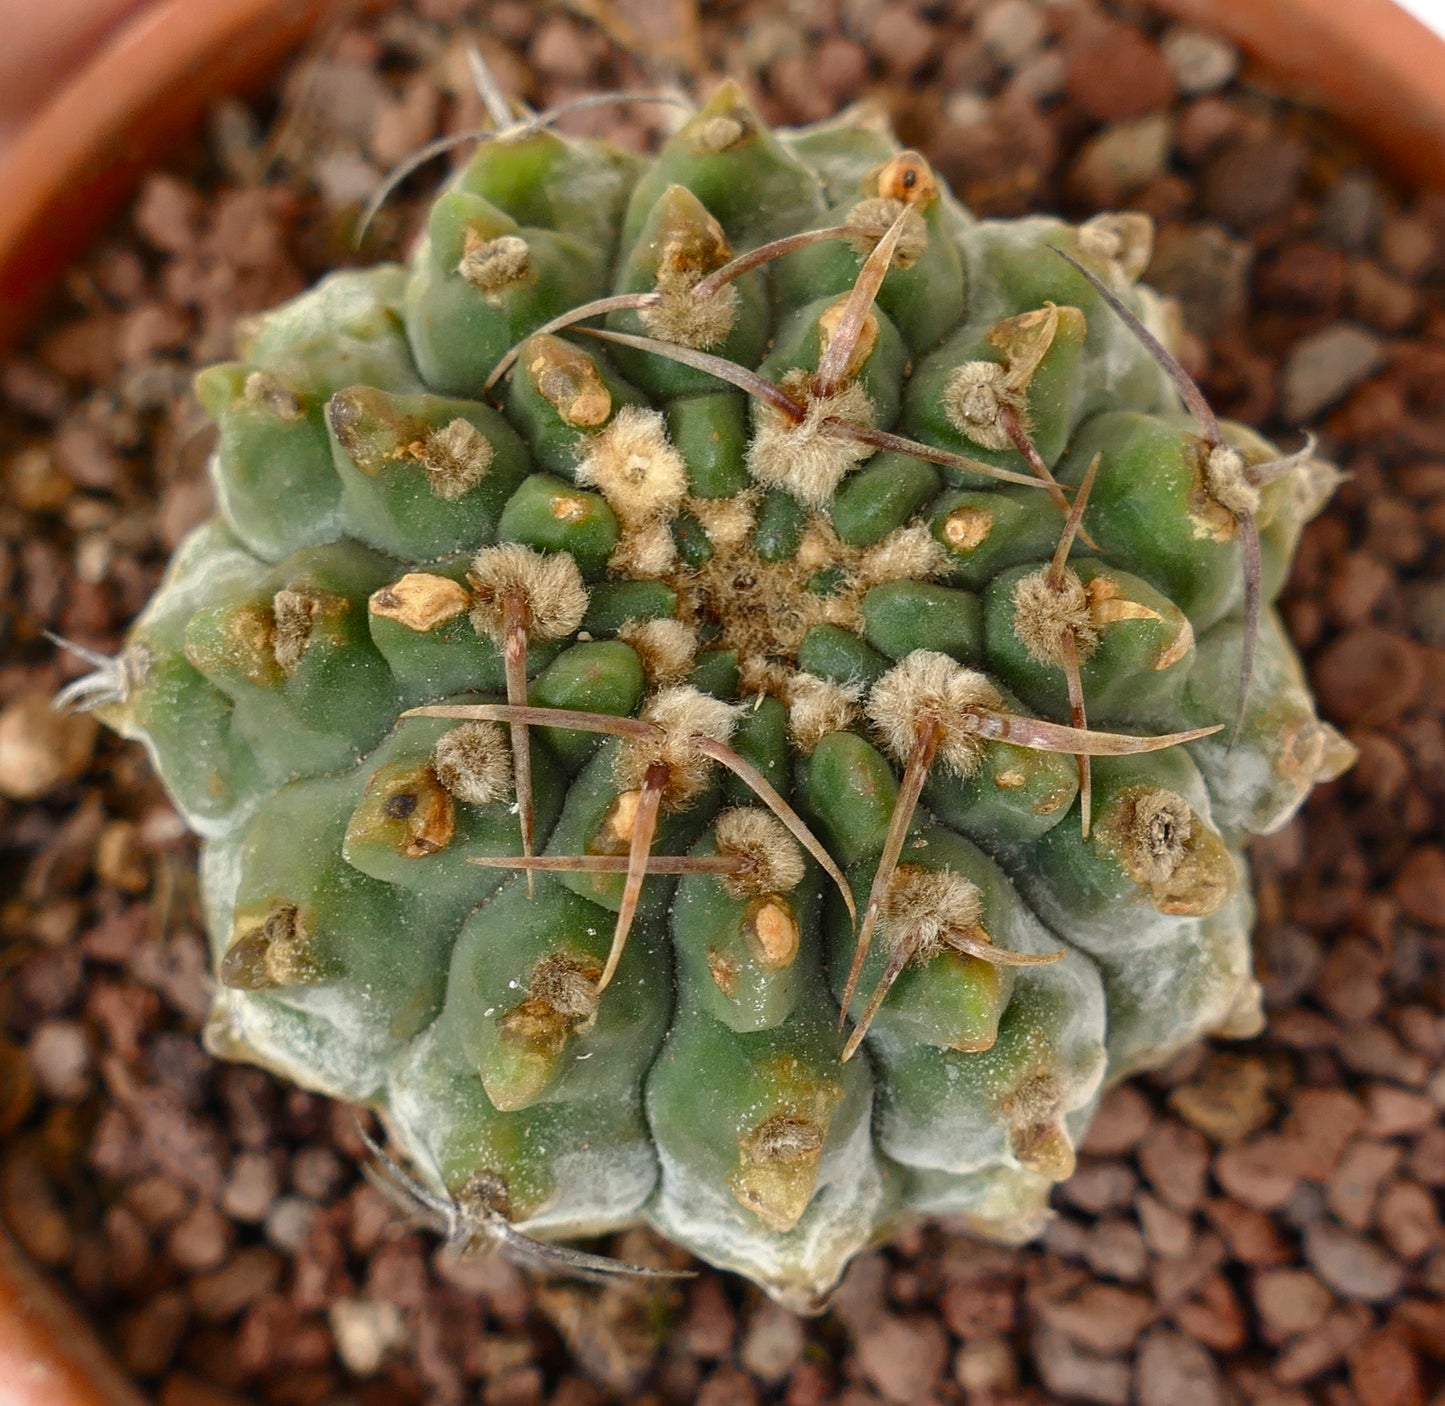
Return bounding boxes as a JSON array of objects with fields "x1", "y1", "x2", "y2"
[
  {"x1": 942, "y1": 361, "x2": 1027, "y2": 452},
  {"x1": 433, "y1": 722, "x2": 512, "y2": 805},
  {"x1": 1203, "y1": 444, "x2": 1260, "y2": 517},
  {"x1": 467, "y1": 543, "x2": 588, "y2": 642},
  {"x1": 858, "y1": 525, "x2": 953, "y2": 586},
  {"x1": 881, "y1": 866, "x2": 985, "y2": 959},
  {"x1": 615, "y1": 686, "x2": 740, "y2": 807},
  {"x1": 616, "y1": 617, "x2": 699, "y2": 686},
  {"x1": 574, "y1": 406, "x2": 688, "y2": 525},
  {"x1": 867, "y1": 650, "x2": 1002, "y2": 778},
  {"x1": 845, "y1": 196, "x2": 929, "y2": 267},
  {"x1": 419, "y1": 419, "x2": 493, "y2": 500},
  {"x1": 746, "y1": 370, "x2": 875, "y2": 510},
  {"x1": 640, "y1": 272, "x2": 740, "y2": 350},
  {"x1": 1011, "y1": 568, "x2": 1100, "y2": 668},
  {"x1": 458, "y1": 233, "x2": 531, "y2": 292},
  {"x1": 784, "y1": 673, "x2": 863, "y2": 754},
  {"x1": 609, "y1": 521, "x2": 678, "y2": 579},
  {"x1": 714, "y1": 808, "x2": 806, "y2": 897}
]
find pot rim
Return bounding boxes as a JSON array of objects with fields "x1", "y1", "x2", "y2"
[{"x1": 0, "y1": 0, "x2": 336, "y2": 354}]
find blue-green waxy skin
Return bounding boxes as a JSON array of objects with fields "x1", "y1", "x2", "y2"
[{"x1": 93, "y1": 85, "x2": 1348, "y2": 1310}]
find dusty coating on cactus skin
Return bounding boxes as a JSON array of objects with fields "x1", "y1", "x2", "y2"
[{"x1": 91, "y1": 86, "x2": 1348, "y2": 1307}]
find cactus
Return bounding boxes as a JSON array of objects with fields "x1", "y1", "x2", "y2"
[{"x1": 73, "y1": 84, "x2": 1353, "y2": 1310}]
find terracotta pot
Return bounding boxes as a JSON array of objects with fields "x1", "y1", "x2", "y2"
[{"x1": 0, "y1": 0, "x2": 1442, "y2": 1399}]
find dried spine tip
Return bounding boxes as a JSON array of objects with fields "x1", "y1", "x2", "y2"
[
  {"x1": 714, "y1": 808, "x2": 805, "y2": 898},
  {"x1": 415, "y1": 419, "x2": 493, "y2": 500},
  {"x1": 616, "y1": 618, "x2": 698, "y2": 686},
  {"x1": 271, "y1": 590, "x2": 320, "y2": 674},
  {"x1": 867, "y1": 651, "x2": 1002, "y2": 780},
  {"x1": 467, "y1": 544, "x2": 588, "y2": 642},
  {"x1": 369, "y1": 574, "x2": 470, "y2": 632},
  {"x1": 746, "y1": 368, "x2": 874, "y2": 509},
  {"x1": 458, "y1": 231, "x2": 531, "y2": 291},
  {"x1": 615, "y1": 686, "x2": 739, "y2": 809},
  {"x1": 1011, "y1": 568, "x2": 1100, "y2": 668},
  {"x1": 1203, "y1": 443, "x2": 1261, "y2": 517},
  {"x1": 433, "y1": 722, "x2": 511, "y2": 805},
  {"x1": 574, "y1": 406, "x2": 688, "y2": 525}
]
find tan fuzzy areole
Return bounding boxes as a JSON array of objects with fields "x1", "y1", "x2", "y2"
[
  {"x1": 1076, "y1": 211, "x2": 1155, "y2": 281},
  {"x1": 879, "y1": 865, "x2": 985, "y2": 961},
  {"x1": 714, "y1": 808, "x2": 806, "y2": 898},
  {"x1": 845, "y1": 196, "x2": 929, "y2": 267},
  {"x1": 458, "y1": 231, "x2": 531, "y2": 292},
  {"x1": 413, "y1": 418, "x2": 494, "y2": 500},
  {"x1": 614, "y1": 686, "x2": 740, "y2": 809},
  {"x1": 1011, "y1": 567, "x2": 1101, "y2": 669},
  {"x1": 784, "y1": 673, "x2": 863, "y2": 754},
  {"x1": 432, "y1": 722, "x2": 512, "y2": 806},
  {"x1": 942, "y1": 360, "x2": 1030, "y2": 452},
  {"x1": 867, "y1": 651, "x2": 1003, "y2": 779},
  {"x1": 467, "y1": 544, "x2": 588, "y2": 642},
  {"x1": 574, "y1": 405, "x2": 689, "y2": 525},
  {"x1": 271, "y1": 589, "x2": 322, "y2": 674},
  {"x1": 616, "y1": 617, "x2": 699, "y2": 686},
  {"x1": 746, "y1": 368, "x2": 875, "y2": 509}
]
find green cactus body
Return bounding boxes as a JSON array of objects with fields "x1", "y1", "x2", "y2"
[{"x1": 89, "y1": 84, "x2": 1351, "y2": 1309}]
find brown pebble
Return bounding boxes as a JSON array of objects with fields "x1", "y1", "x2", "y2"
[
  {"x1": 1033, "y1": 1282, "x2": 1153, "y2": 1356},
  {"x1": 1168, "y1": 1052, "x2": 1274, "y2": 1145},
  {"x1": 682, "y1": 1275, "x2": 736, "y2": 1360},
  {"x1": 1349, "y1": 1327, "x2": 1426, "y2": 1406},
  {"x1": 1079, "y1": 1084, "x2": 1153, "y2": 1156},
  {"x1": 1064, "y1": 17, "x2": 1174, "y2": 121},
  {"x1": 168, "y1": 1202, "x2": 233, "y2": 1273},
  {"x1": 694, "y1": 1365, "x2": 758, "y2": 1406},
  {"x1": 1313, "y1": 628, "x2": 1423, "y2": 725},
  {"x1": 940, "y1": 1271, "x2": 1016, "y2": 1340},
  {"x1": 1214, "y1": 1137, "x2": 1302, "y2": 1211},
  {"x1": 120, "y1": 1289, "x2": 191, "y2": 1376},
  {"x1": 1202, "y1": 1198, "x2": 1291, "y2": 1266},
  {"x1": 854, "y1": 1314, "x2": 949, "y2": 1404},
  {"x1": 1135, "y1": 1327, "x2": 1229, "y2": 1406},
  {"x1": 1275, "y1": 1304, "x2": 1374, "y2": 1384},
  {"x1": 1171, "y1": 1273, "x2": 1246, "y2": 1352},
  {"x1": 1304, "y1": 1220, "x2": 1405, "y2": 1302},
  {"x1": 869, "y1": 4, "x2": 937, "y2": 78},
  {"x1": 1374, "y1": 1180, "x2": 1442, "y2": 1261},
  {"x1": 1031, "y1": 1324, "x2": 1130, "y2": 1406},
  {"x1": 189, "y1": 1246, "x2": 284, "y2": 1321},
  {"x1": 1253, "y1": 1267, "x2": 1334, "y2": 1342},
  {"x1": 0, "y1": 695, "x2": 98, "y2": 800},
  {"x1": 1393, "y1": 846, "x2": 1445, "y2": 928},
  {"x1": 739, "y1": 1303, "x2": 804, "y2": 1384},
  {"x1": 1137, "y1": 1119, "x2": 1210, "y2": 1212},
  {"x1": 1202, "y1": 133, "x2": 1307, "y2": 228}
]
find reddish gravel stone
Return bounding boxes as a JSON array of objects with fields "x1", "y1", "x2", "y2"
[
  {"x1": 1313, "y1": 627, "x2": 1425, "y2": 725},
  {"x1": 1252, "y1": 1268, "x2": 1334, "y2": 1342},
  {"x1": 1064, "y1": 17, "x2": 1175, "y2": 121},
  {"x1": 1349, "y1": 1327, "x2": 1427, "y2": 1406},
  {"x1": 1304, "y1": 1221, "x2": 1406, "y2": 1302},
  {"x1": 1393, "y1": 845, "x2": 1445, "y2": 927},
  {"x1": 853, "y1": 1314, "x2": 949, "y2": 1404}
]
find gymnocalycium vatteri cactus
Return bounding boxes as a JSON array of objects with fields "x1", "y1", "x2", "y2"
[{"x1": 71, "y1": 82, "x2": 1354, "y2": 1310}]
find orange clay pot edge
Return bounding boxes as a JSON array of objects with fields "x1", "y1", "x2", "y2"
[
  {"x1": 1152, "y1": 0, "x2": 1445, "y2": 191},
  {"x1": 0, "y1": 0, "x2": 1442, "y2": 1401},
  {"x1": 0, "y1": 1223, "x2": 148, "y2": 1406},
  {"x1": 0, "y1": 0, "x2": 338, "y2": 353}
]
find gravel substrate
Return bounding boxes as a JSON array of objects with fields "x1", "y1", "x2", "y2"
[{"x1": 1, "y1": 1, "x2": 1442, "y2": 1403}]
